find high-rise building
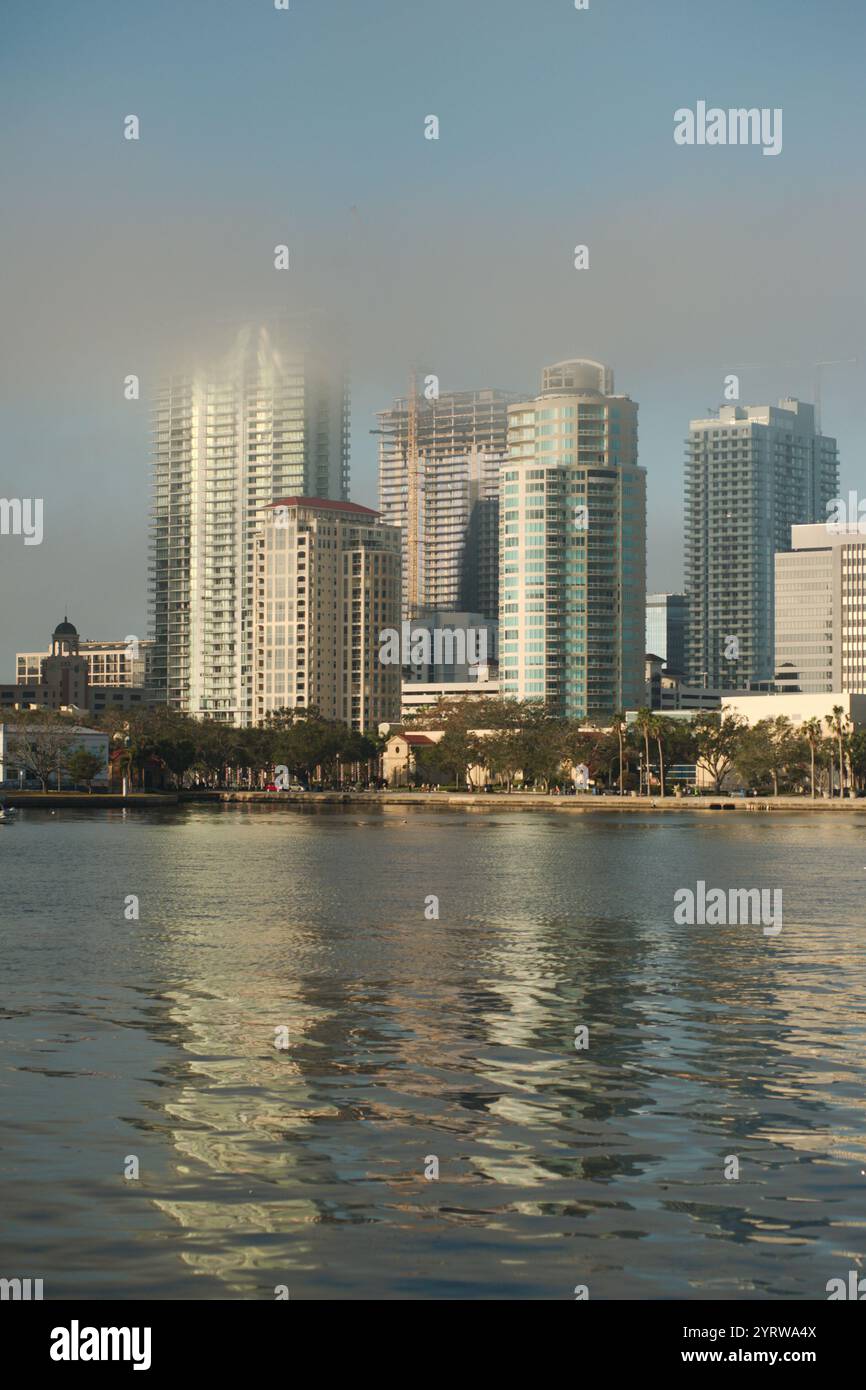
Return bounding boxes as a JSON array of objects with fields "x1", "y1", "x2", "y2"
[
  {"x1": 684, "y1": 400, "x2": 838, "y2": 690},
  {"x1": 252, "y1": 498, "x2": 401, "y2": 731},
  {"x1": 645, "y1": 593, "x2": 687, "y2": 673},
  {"x1": 775, "y1": 522, "x2": 866, "y2": 693},
  {"x1": 401, "y1": 611, "x2": 498, "y2": 683},
  {"x1": 150, "y1": 322, "x2": 349, "y2": 724},
  {"x1": 376, "y1": 387, "x2": 522, "y2": 620},
  {"x1": 499, "y1": 359, "x2": 646, "y2": 720}
]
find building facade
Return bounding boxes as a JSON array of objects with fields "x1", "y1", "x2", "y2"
[
  {"x1": 400, "y1": 611, "x2": 498, "y2": 684},
  {"x1": 645, "y1": 592, "x2": 687, "y2": 673},
  {"x1": 377, "y1": 387, "x2": 522, "y2": 620},
  {"x1": 722, "y1": 690, "x2": 866, "y2": 731},
  {"x1": 684, "y1": 400, "x2": 838, "y2": 690},
  {"x1": 0, "y1": 722, "x2": 110, "y2": 788},
  {"x1": 150, "y1": 322, "x2": 350, "y2": 724},
  {"x1": 400, "y1": 675, "x2": 500, "y2": 720},
  {"x1": 775, "y1": 522, "x2": 866, "y2": 693},
  {"x1": 1, "y1": 620, "x2": 163, "y2": 718},
  {"x1": 252, "y1": 498, "x2": 401, "y2": 731},
  {"x1": 644, "y1": 654, "x2": 723, "y2": 710},
  {"x1": 17, "y1": 638, "x2": 154, "y2": 688},
  {"x1": 499, "y1": 359, "x2": 646, "y2": 720}
]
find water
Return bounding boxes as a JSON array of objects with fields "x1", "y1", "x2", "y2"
[{"x1": 1, "y1": 804, "x2": 865, "y2": 1300}]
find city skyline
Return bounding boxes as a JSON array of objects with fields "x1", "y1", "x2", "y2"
[
  {"x1": 2, "y1": 0, "x2": 864, "y2": 672},
  {"x1": 5, "y1": 0, "x2": 866, "y2": 1323}
]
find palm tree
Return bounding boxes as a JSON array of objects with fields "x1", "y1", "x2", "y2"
[
  {"x1": 802, "y1": 718, "x2": 822, "y2": 799},
  {"x1": 611, "y1": 712, "x2": 627, "y2": 795},
  {"x1": 634, "y1": 707, "x2": 653, "y2": 796},
  {"x1": 651, "y1": 714, "x2": 668, "y2": 797},
  {"x1": 826, "y1": 706, "x2": 848, "y2": 798}
]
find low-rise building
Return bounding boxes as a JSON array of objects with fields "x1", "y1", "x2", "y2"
[
  {"x1": 400, "y1": 674, "x2": 500, "y2": 719},
  {"x1": 775, "y1": 523, "x2": 866, "y2": 694},
  {"x1": 0, "y1": 722, "x2": 110, "y2": 787},
  {"x1": 722, "y1": 691, "x2": 866, "y2": 730},
  {"x1": 645, "y1": 655, "x2": 724, "y2": 710},
  {"x1": 1, "y1": 619, "x2": 163, "y2": 718},
  {"x1": 17, "y1": 636, "x2": 154, "y2": 688}
]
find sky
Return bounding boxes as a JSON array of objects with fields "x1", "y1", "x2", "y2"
[{"x1": 1, "y1": 0, "x2": 864, "y2": 670}]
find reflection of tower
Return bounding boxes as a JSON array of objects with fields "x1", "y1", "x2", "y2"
[{"x1": 41, "y1": 617, "x2": 89, "y2": 709}]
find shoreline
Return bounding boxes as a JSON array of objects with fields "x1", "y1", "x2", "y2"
[
  {"x1": 4, "y1": 789, "x2": 864, "y2": 813},
  {"x1": 199, "y1": 791, "x2": 866, "y2": 812}
]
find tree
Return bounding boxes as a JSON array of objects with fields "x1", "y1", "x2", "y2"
[
  {"x1": 801, "y1": 718, "x2": 823, "y2": 799},
  {"x1": 271, "y1": 717, "x2": 344, "y2": 787},
  {"x1": 734, "y1": 717, "x2": 802, "y2": 796},
  {"x1": 847, "y1": 727, "x2": 866, "y2": 794},
  {"x1": 650, "y1": 714, "x2": 677, "y2": 797},
  {"x1": 691, "y1": 712, "x2": 746, "y2": 793},
  {"x1": 511, "y1": 709, "x2": 566, "y2": 791},
  {"x1": 611, "y1": 712, "x2": 627, "y2": 795},
  {"x1": 65, "y1": 748, "x2": 105, "y2": 792},
  {"x1": 634, "y1": 707, "x2": 653, "y2": 795},
  {"x1": 9, "y1": 716, "x2": 76, "y2": 792},
  {"x1": 415, "y1": 728, "x2": 476, "y2": 789},
  {"x1": 478, "y1": 729, "x2": 523, "y2": 792},
  {"x1": 825, "y1": 706, "x2": 849, "y2": 798}
]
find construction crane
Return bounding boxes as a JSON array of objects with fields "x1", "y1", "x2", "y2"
[{"x1": 713, "y1": 357, "x2": 857, "y2": 429}]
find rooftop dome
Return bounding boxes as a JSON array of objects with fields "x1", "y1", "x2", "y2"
[{"x1": 53, "y1": 617, "x2": 78, "y2": 637}]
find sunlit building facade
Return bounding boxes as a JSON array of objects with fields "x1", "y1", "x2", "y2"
[
  {"x1": 149, "y1": 323, "x2": 349, "y2": 724},
  {"x1": 685, "y1": 400, "x2": 838, "y2": 690},
  {"x1": 252, "y1": 498, "x2": 401, "y2": 731},
  {"x1": 499, "y1": 360, "x2": 646, "y2": 720}
]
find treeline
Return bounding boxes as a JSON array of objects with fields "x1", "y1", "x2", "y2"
[
  {"x1": 403, "y1": 698, "x2": 866, "y2": 797},
  {"x1": 7, "y1": 700, "x2": 864, "y2": 797},
  {"x1": 6, "y1": 707, "x2": 381, "y2": 790}
]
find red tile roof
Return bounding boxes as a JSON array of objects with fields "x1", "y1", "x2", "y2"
[{"x1": 268, "y1": 497, "x2": 380, "y2": 517}]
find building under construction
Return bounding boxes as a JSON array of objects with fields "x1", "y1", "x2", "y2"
[{"x1": 376, "y1": 386, "x2": 523, "y2": 621}]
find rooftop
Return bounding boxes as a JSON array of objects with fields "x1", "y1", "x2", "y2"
[{"x1": 267, "y1": 497, "x2": 380, "y2": 517}]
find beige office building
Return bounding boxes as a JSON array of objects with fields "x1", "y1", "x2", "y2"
[
  {"x1": 16, "y1": 637, "x2": 153, "y2": 688},
  {"x1": 775, "y1": 523, "x2": 866, "y2": 693},
  {"x1": 252, "y1": 498, "x2": 401, "y2": 731}
]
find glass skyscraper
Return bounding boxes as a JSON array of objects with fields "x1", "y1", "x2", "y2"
[
  {"x1": 499, "y1": 360, "x2": 646, "y2": 720},
  {"x1": 646, "y1": 592, "x2": 687, "y2": 673}
]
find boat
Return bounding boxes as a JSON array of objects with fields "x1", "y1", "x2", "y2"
[{"x1": 0, "y1": 804, "x2": 18, "y2": 823}]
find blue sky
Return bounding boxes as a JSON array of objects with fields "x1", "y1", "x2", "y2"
[{"x1": 1, "y1": 0, "x2": 864, "y2": 666}]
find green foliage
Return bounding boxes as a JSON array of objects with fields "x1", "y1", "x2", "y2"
[{"x1": 65, "y1": 748, "x2": 105, "y2": 790}]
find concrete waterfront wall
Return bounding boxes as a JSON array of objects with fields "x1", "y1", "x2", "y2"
[{"x1": 184, "y1": 790, "x2": 866, "y2": 813}]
